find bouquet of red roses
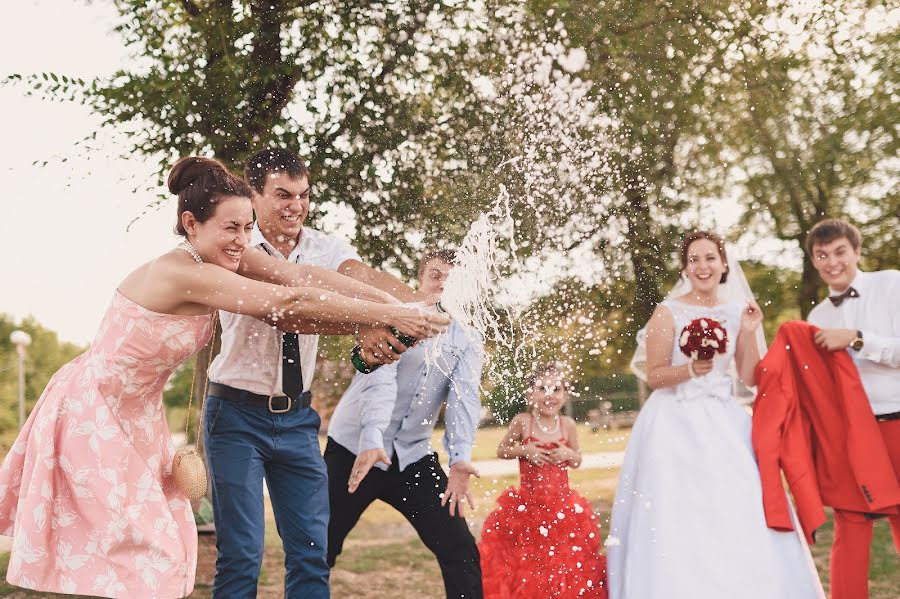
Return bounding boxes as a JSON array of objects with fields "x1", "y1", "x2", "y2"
[{"x1": 679, "y1": 317, "x2": 728, "y2": 361}]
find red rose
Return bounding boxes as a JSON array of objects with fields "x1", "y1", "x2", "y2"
[{"x1": 679, "y1": 317, "x2": 728, "y2": 361}]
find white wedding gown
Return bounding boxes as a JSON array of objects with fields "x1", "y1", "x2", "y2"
[{"x1": 607, "y1": 299, "x2": 825, "y2": 599}]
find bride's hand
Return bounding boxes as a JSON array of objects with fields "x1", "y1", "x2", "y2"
[
  {"x1": 691, "y1": 359, "x2": 714, "y2": 377},
  {"x1": 740, "y1": 299, "x2": 764, "y2": 333},
  {"x1": 389, "y1": 304, "x2": 450, "y2": 340}
]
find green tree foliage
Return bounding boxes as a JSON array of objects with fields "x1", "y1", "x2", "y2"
[
  {"x1": 533, "y1": 0, "x2": 788, "y2": 330},
  {"x1": 742, "y1": 260, "x2": 801, "y2": 341},
  {"x1": 163, "y1": 359, "x2": 195, "y2": 410},
  {"x1": 8, "y1": 1, "x2": 622, "y2": 275},
  {"x1": 715, "y1": 0, "x2": 899, "y2": 315},
  {"x1": 64, "y1": 0, "x2": 518, "y2": 273},
  {"x1": 4, "y1": 0, "x2": 896, "y2": 405},
  {"x1": 531, "y1": 0, "x2": 898, "y2": 322},
  {"x1": 0, "y1": 315, "x2": 85, "y2": 451}
]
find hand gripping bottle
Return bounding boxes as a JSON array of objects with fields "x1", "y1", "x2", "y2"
[{"x1": 350, "y1": 302, "x2": 447, "y2": 374}]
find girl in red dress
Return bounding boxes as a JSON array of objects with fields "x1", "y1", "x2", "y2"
[{"x1": 479, "y1": 363, "x2": 608, "y2": 598}]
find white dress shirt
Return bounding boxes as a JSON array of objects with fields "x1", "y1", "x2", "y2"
[
  {"x1": 208, "y1": 224, "x2": 361, "y2": 395},
  {"x1": 328, "y1": 320, "x2": 483, "y2": 471},
  {"x1": 807, "y1": 269, "x2": 900, "y2": 416}
]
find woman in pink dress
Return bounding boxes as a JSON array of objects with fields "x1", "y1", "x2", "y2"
[
  {"x1": 0, "y1": 156, "x2": 448, "y2": 598},
  {"x1": 479, "y1": 363, "x2": 608, "y2": 598}
]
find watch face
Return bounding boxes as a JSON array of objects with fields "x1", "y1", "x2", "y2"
[{"x1": 851, "y1": 338, "x2": 864, "y2": 351}]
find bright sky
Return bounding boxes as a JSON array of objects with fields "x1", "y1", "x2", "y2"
[
  {"x1": 0, "y1": 1, "x2": 790, "y2": 345},
  {"x1": 1, "y1": 1, "x2": 176, "y2": 344}
]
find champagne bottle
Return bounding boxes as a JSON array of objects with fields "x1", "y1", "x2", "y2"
[{"x1": 350, "y1": 302, "x2": 446, "y2": 374}]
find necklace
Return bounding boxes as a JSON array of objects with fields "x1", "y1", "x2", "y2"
[
  {"x1": 178, "y1": 241, "x2": 203, "y2": 264},
  {"x1": 534, "y1": 413, "x2": 560, "y2": 435}
]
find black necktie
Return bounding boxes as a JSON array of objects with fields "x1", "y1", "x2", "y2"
[
  {"x1": 829, "y1": 286, "x2": 860, "y2": 307},
  {"x1": 259, "y1": 244, "x2": 305, "y2": 399},
  {"x1": 282, "y1": 332, "x2": 303, "y2": 398}
]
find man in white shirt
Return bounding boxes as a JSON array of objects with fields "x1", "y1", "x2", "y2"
[
  {"x1": 805, "y1": 218, "x2": 900, "y2": 599},
  {"x1": 204, "y1": 148, "x2": 425, "y2": 599},
  {"x1": 326, "y1": 250, "x2": 484, "y2": 599}
]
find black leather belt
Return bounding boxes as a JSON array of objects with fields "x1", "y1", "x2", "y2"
[
  {"x1": 208, "y1": 382, "x2": 311, "y2": 413},
  {"x1": 875, "y1": 411, "x2": 900, "y2": 422}
]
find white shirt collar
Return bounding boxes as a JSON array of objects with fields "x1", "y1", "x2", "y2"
[
  {"x1": 829, "y1": 269, "x2": 867, "y2": 296},
  {"x1": 250, "y1": 222, "x2": 306, "y2": 262}
]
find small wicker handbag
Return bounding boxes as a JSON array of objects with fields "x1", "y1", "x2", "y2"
[{"x1": 172, "y1": 312, "x2": 217, "y2": 501}]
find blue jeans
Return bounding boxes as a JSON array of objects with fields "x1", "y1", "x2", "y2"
[{"x1": 204, "y1": 395, "x2": 329, "y2": 599}]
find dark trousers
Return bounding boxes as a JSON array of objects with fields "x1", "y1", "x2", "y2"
[
  {"x1": 325, "y1": 438, "x2": 484, "y2": 599},
  {"x1": 204, "y1": 396, "x2": 330, "y2": 599}
]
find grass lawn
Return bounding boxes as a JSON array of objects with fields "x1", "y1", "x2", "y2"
[
  {"x1": 316, "y1": 424, "x2": 631, "y2": 462},
  {"x1": 433, "y1": 424, "x2": 631, "y2": 462}
]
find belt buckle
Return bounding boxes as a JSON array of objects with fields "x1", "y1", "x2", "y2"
[{"x1": 268, "y1": 395, "x2": 292, "y2": 414}]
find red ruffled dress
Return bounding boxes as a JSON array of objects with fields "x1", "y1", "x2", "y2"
[{"x1": 479, "y1": 417, "x2": 608, "y2": 598}]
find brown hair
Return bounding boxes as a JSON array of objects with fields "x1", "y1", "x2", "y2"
[
  {"x1": 169, "y1": 156, "x2": 253, "y2": 236},
  {"x1": 525, "y1": 362, "x2": 568, "y2": 392},
  {"x1": 680, "y1": 231, "x2": 729, "y2": 283},
  {"x1": 805, "y1": 219, "x2": 862, "y2": 256},
  {"x1": 244, "y1": 148, "x2": 310, "y2": 194},
  {"x1": 417, "y1": 249, "x2": 458, "y2": 280}
]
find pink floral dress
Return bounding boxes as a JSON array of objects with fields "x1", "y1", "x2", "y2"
[{"x1": 0, "y1": 291, "x2": 213, "y2": 598}]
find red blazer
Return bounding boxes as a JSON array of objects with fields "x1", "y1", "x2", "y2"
[{"x1": 752, "y1": 320, "x2": 900, "y2": 543}]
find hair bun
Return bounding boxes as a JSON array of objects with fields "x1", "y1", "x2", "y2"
[{"x1": 168, "y1": 156, "x2": 227, "y2": 195}]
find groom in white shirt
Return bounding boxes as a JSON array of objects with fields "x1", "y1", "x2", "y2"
[{"x1": 805, "y1": 218, "x2": 900, "y2": 599}]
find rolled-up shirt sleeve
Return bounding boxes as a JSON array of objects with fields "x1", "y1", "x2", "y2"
[
  {"x1": 443, "y1": 337, "x2": 484, "y2": 466},
  {"x1": 358, "y1": 362, "x2": 399, "y2": 453}
]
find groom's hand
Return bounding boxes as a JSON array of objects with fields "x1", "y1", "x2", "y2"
[
  {"x1": 814, "y1": 328, "x2": 856, "y2": 351},
  {"x1": 441, "y1": 461, "x2": 480, "y2": 517},
  {"x1": 348, "y1": 448, "x2": 391, "y2": 493}
]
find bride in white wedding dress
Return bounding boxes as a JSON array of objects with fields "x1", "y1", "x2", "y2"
[{"x1": 606, "y1": 231, "x2": 824, "y2": 599}]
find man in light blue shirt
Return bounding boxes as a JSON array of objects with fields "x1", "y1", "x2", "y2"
[{"x1": 325, "y1": 249, "x2": 484, "y2": 599}]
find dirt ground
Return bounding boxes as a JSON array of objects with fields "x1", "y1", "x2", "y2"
[
  {"x1": 190, "y1": 529, "x2": 446, "y2": 599},
  {"x1": 2, "y1": 467, "x2": 898, "y2": 598}
]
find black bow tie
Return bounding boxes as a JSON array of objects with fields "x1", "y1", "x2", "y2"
[{"x1": 829, "y1": 286, "x2": 860, "y2": 307}]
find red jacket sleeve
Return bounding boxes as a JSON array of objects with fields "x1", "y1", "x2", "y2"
[
  {"x1": 757, "y1": 322, "x2": 827, "y2": 543},
  {"x1": 752, "y1": 342, "x2": 795, "y2": 533}
]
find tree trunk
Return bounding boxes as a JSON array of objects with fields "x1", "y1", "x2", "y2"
[
  {"x1": 625, "y1": 186, "x2": 666, "y2": 331},
  {"x1": 798, "y1": 253, "x2": 822, "y2": 319}
]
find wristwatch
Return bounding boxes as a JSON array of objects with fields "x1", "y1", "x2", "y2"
[{"x1": 850, "y1": 330, "x2": 864, "y2": 351}]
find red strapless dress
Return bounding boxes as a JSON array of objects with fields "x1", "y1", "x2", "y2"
[{"x1": 479, "y1": 434, "x2": 608, "y2": 598}]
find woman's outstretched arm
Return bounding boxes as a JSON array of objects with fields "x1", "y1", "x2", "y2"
[
  {"x1": 238, "y1": 247, "x2": 400, "y2": 306},
  {"x1": 165, "y1": 257, "x2": 448, "y2": 339}
]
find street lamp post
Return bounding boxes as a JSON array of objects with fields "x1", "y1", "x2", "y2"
[{"x1": 10, "y1": 330, "x2": 32, "y2": 429}]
